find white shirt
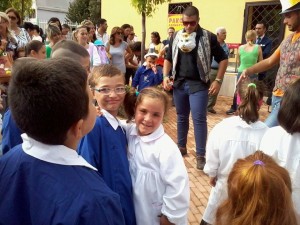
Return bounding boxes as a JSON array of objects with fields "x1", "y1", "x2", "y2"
[
  {"x1": 260, "y1": 126, "x2": 300, "y2": 221},
  {"x1": 96, "y1": 31, "x2": 109, "y2": 45},
  {"x1": 124, "y1": 123, "x2": 190, "y2": 225},
  {"x1": 87, "y1": 42, "x2": 101, "y2": 67},
  {"x1": 203, "y1": 116, "x2": 268, "y2": 224},
  {"x1": 21, "y1": 133, "x2": 97, "y2": 170}
]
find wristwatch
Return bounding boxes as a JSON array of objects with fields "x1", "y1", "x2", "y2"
[{"x1": 215, "y1": 78, "x2": 222, "y2": 84}]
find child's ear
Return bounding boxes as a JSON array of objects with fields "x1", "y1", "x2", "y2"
[
  {"x1": 30, "y1": 50, "x2": 36, "y2": 57},
  {"x1": 70, "y1": 119, "x2": 85, "y2": 140}
]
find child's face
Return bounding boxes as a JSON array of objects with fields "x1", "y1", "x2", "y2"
[
  {"x1": 93, "y1": 75, "x2": 125, "y2": 116},
  {"x1": 32, "y1": 45, "x2": 46, "y2": 60},
  {"x1": 135, "y1": 97, "x2": 164, "y2": 136},
  {"x1": 145, "y1": 57, "x2": 156, "y2": 68},
  {"x1": 82, "y1": 84, "x2": 97, "y2": 135}
]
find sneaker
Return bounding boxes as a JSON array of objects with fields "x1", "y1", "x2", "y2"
[
  {"x1": 196, "y1": 156, "x2": 206, "y2": 170},
  {"x1": 226, "y1": 108, "x2": 236, "y2": 115},
  {"x1": 179, "y1": 147, "x2": 187, "y2": 156},
  {"x1": 207, "y1": 108, "x2": 216, "y2": 114}
]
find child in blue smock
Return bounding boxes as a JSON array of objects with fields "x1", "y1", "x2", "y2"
[
  {"x1": 78, "y1": 64, "x2": 136, "y2": 225},
  {"x1": 0, "y1": 57, "x2": 125, "y2": 225},
  {"x1": 131, "y1": 51, "x2": 163, "y2": 91},
  {"x1": 1, "y1": 40, "x2": 92, "y2": 155}
]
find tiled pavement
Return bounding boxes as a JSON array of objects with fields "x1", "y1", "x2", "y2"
[{"x1": 163, "y1": 95, "x2": 270, "y2": 225}]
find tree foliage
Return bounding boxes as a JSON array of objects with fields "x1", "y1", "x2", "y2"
[
  {"x1": 66, "y1": 0, "x2": 101, "y2": 24},
  {"x1": 131, "y1": 0, "x2": 169, "y2": 17},
  {"x1": 131, "y1": 0, "x2": 170, "y2": 63},
  {"x1": 0, "y1": 0, "x2": 33, "y2": 22}
]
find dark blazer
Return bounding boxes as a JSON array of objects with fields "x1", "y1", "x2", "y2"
[{"x1": 258, "y1": 35, "x2": 272, "y2": 59}]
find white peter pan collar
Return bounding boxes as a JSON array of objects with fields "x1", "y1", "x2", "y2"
[
  {"x1": 21, "y1": 133, "x2": 97, "y2": 171},
  {"x1": 227, "y1": 116, "x2": 267, "y2": 129},
  {"x1": 130, "y1": 124, "x2": 165, "y2": 143},
  {"x1": 101, "y1": 109, "x2": 121, "y2": 131}
]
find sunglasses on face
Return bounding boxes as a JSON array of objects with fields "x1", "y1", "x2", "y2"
[
  {"x1": 8, "y1": 16, "x2": 17, "y2": 21},
  {"x1": 182, "y1": 21, "x2": 197, "y2": 26},
  {"x1": 129, "y1": 33, "x2": 135, "y2": 36}
]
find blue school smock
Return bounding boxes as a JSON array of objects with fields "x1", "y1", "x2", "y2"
[
  {"x1": 78, "y1": 113, "x2": 136, "y2": 225},
  {"x1": 0, "y1": 144, "x2": 125, "y2": 225},
  {"x1": 131, "y1": 65, "x2": 163, "y2": 91},
  {"x1": 1, "y1": 109, "x2": 22, "y2": 154}
]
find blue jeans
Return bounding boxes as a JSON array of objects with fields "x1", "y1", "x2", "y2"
[
  {"x1": 265, "y1": 95, "x2": 281, "y2": 127},
  {"x1": 173, "y1": 82, "x2": 208, "y2": 156}
]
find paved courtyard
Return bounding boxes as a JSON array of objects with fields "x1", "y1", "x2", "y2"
[{"x1": 163, "y1": 95, "x2": 270, "y2": 225}]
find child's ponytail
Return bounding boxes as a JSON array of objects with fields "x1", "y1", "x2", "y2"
[
  {"x1": 124, "y1": 90, "x2": 139, "y2": 122},
  {"x1": 237, "y1": 80, "x2": 264, "y2": 124}
]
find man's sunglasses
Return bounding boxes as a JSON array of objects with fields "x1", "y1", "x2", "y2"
[{"x1": 182, "y1": 21, "x2": 197, "y2": 26}]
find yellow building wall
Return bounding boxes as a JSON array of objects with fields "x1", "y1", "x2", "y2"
[{"x1": 102, "y1": 0, "x2": 284, "y2": 46}]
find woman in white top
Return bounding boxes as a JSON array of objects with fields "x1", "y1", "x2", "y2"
[
  {"x1": 123, "y1": 87, "x2": 190, "y2": 225},
  {"x1": 5, "y1": 8, "x2": 31, "y2": 57},
  {"x1": 73, "y1": 25, "x2": 100, "y2": 68},
  {"x1": 260, "y1": 78, "x2": 300, "y2": 223},
  {"x1": 106, "y1": 26, "x2": 132, "y2": 74},
  {"x1": 201, "y1": 79, "x2": 269, "y2": 225}
]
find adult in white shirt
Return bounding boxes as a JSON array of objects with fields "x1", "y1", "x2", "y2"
[{"x1": 96, "y1": 18, "x2": 109, "y2": 45}]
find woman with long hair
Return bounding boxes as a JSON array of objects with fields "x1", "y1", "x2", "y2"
[
  {"x1": 5, "y1": 8, "x2": 30, "y2": 57},
  {"x1": 215, "y1": 151, "x2": 298, "y2": 225},
  {"x1": 106, "y1": 26, "x2": 132, "y2": 74},
  {"x1": 73, "y1": 25, "x2": 100, "y2": 68},
  {"x1": 0, "y1": 12, "x2": 17, "y2": 61}
]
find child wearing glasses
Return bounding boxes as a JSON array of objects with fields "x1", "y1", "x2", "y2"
[
  {"x1": 131, "y1": 51, "x2": 163, "y2": 92},
  {"x1": 78, "y1": 64, "x2": 136, "y2": 225}
]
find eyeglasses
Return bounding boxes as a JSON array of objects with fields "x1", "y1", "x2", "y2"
[
  {"x1": 8, "y1": 16, "x2": 17, "y2": 21},
  {"x1": 129, "y1": 33, "x2": 135, "y2": 36},
  {"x1": 182, "y1": 21, "x2": 197, "y2": 26},
  {"x1": 116, "y1": 32, "x2": 122, "y2": 35},
  {"x1": 93, "y1": 87, "x2": 126, "y2": 95}
]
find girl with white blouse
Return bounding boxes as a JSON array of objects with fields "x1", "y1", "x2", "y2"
[
  {"x1": 123, "y1": 87, "x2": 190, "y2": 225},
  {"x1": 73, "y1": 25, "x2": 100, "y2": 68},
  {"x1": 260, "y1": 78, "x2": 300, "y2": 223},
  {"x1": 201, "y1": 80, "x2": 269, "y2": 225}
]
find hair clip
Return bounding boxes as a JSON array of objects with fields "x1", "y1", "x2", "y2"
[
  {"x1": 248, "y1": 83, "x2": 256, "y2": 88},
  {"x1": 135, "y1": 91, "x2": 139, "y2": 96},
  {"x1": 253, "y1": 160, "x2": 265, "y2": 166}
]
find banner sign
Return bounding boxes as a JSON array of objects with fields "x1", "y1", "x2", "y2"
[{"x1": 168, "y1": 14, "x2": 183, "y2": 31}]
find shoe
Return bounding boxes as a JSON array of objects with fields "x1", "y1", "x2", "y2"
[
  {"x1": 207, "y1": 108, "x2": 216, "y2": 114},
  {"x1": 196, "y1": 156, "x2": 206, "y2": 170},
  {"x1": 179, "y1": 147, "x2": 187, "y2": 156},
  {"x1": 226, "y1": 108, "x2": 236, "y2": 115}
]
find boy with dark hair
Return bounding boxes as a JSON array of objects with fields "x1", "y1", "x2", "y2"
[
  {"x1": 1, "y1": 40, "x2": 91, "y2": 154},
  {"x1": 0, "y1": 57, "x2": 125, "y2": 225}
]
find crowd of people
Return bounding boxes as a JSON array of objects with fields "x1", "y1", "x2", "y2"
[{"x1": 0, "y1": 0, "x2": 300, "y2": 224}]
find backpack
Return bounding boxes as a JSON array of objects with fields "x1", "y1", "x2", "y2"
[{"x1": 94, "y1": 40, "x2": 110, "y2": 64}]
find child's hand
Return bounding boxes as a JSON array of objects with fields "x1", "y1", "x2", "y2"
[
  {"x1": 209, "y1": 177, "x2": 217, "y2": 187},
  {"x1": 160, "y1": 214, "x2": 175, "y2": 225},
  {"x1": 151, "y1": 65, "x2": 157, "y2": 74}
]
